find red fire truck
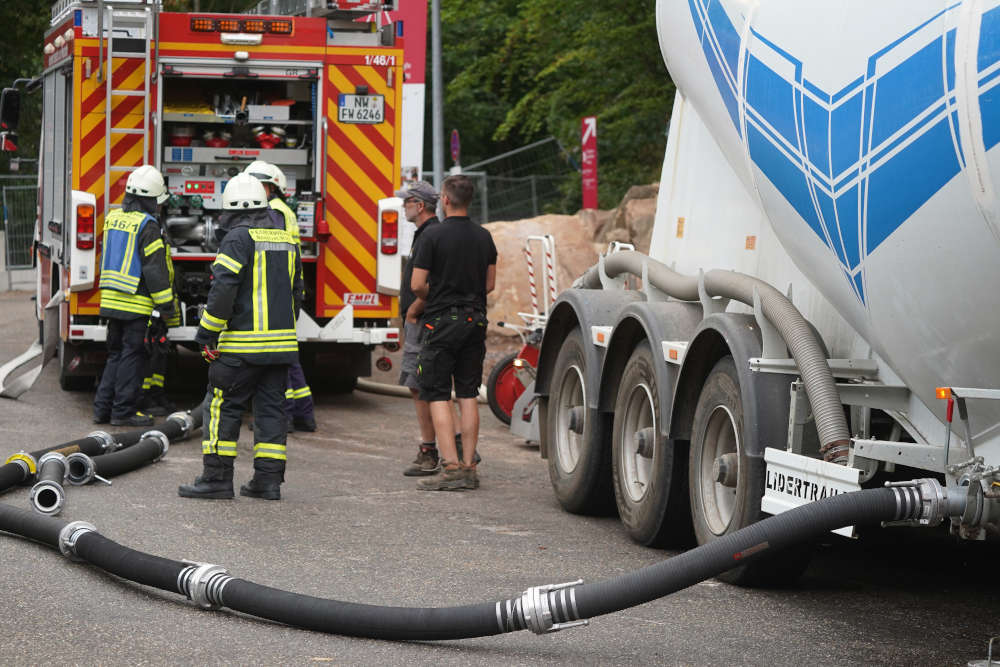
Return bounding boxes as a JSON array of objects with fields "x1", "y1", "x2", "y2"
[{"x1": 2, "y1": 0, "x2": 408, "y2": 391}]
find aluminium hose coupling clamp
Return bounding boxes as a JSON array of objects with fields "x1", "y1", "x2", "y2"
[
  {"x1": 5, "y1": 451, "x2": 37, "y2": 480},
  {"x1": 65, "y1": 452, "x2": 96, "y2": 486},
  {"x1": 37, "y1": 451, "x2": 69, "y2": 476},
  {"x1": 141, "y1": 430, "x2": 170, "y2": 462},
  {"x1": 58, "y1": 521, "x2": 97, "y2": 561},
  {"x1": 180, "y1": 562, "x2": 232, "y2": 610},
  {"x1": 166, "y1": 411, "x2": 195, "y2": 437},
  {"x1": 86, "y1": 430, "x2": 118, "y2": 453},
  {"x1": 883, "y1": 478, "x2": 963, "y2": 527},
  {"x1": 511, "y1": 579, "x2": 589, "y2": 634}
]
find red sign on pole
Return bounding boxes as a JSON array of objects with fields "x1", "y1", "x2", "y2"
[
  {"x1": 450, "y1": 129, "x2": 461, "y2": 164},
  {"x1": 581, "y1": 116, "x2": 598, "y2": 209}
]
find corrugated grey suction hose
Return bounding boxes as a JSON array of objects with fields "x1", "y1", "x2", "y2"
[
  {"x1": 0, "y1": 480, "x2": 962, "y2": 640},
  {"x1": 577, "y1": 251, "x2": 851, "y2": 463}
]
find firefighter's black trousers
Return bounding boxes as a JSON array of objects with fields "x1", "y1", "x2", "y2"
[
  {"x1": 202, "y1": 354, "x2": 289, "y2": 482},
  {"x1": 94, "y1": 317, "x2": 148, "y2": 421}
]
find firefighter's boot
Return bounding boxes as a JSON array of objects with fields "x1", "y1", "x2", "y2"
[
  {"x1": 178, "y1": 455, "x2": 234, "y2": 499},
  {"x1": 240, "y1": 458, "x2": 282, "y2": 500}
]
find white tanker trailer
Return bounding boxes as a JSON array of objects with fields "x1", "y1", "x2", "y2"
[{"x1": 531, "y1": 0, "x2": 1000, "y2": 583}]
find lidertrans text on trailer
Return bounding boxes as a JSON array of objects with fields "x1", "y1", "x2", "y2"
[
  {"x1": 525, "y1": 0, "x2": 1000, "y2": 586},
  {"x1": 2, "y1": 0, "x2": 410, "y2": 391}
]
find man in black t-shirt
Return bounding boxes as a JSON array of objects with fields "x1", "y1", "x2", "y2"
[
  {"x1": 395, "y1": 180, "x2": 449, "y2": 476},
  {"x1": 410, "y1": 175, "x2": 497, "y2": 491}
]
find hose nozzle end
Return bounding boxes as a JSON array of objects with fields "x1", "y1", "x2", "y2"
[
  {"x1": 141, "y1": 430, "x2": 170, "y2": 462},
  {"x1": 65, "y1": 452, "x2": 96, "y2": 485},
  {"x1": 167, "y1": 411, "x2": 195, "y2": 437},
  {"x1": 30, "y1": 480, "x2": 65, "y2": 516}
]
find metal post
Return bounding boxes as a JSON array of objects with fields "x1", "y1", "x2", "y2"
[{"x1": 430, "y1": 0, "x2": 444, "y2": 188}]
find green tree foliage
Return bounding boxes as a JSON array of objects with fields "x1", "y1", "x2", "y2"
[
  {"x1": 436, "y1": 0, "x2": 674, "y2": 208},
  {"x1": 0, "y1": 0, "x2": 50, "y2": 174}
]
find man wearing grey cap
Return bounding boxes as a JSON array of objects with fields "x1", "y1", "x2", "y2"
[{"x1": 395, "y1": 181, "x2": 457, "y2": 476}]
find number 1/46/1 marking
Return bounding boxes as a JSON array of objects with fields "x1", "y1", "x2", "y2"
[{"x1": 364, "y1": 54, "x2": 396, "y2": 66}]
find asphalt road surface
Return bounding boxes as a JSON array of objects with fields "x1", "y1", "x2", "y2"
[{"x1": 0, "y1": 290, "x2": 996, "y2": 666}]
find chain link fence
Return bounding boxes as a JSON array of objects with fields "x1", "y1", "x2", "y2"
[
  {"x1": 1, "y1": 177, "x2": 37, "y2": 270},
  {"x1": 425, "y1": 137, "x2": 580, "y2": 225}
]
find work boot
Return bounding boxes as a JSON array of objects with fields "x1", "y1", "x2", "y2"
[
  {"x1": 293, "y1": 416, "x2": 317, "y2": 432},
  {"x1": 403, "y1": 445, "x2": 440, "y2": 476},
  {"x1": 178, "y1": 459, "x2": 234, "y2": 499},
  {"x1": 240, "y1": 478, "x2": 281, "y2": 500},
  {"x1": 417, "y1": 462, "x2": 466, "y2": 491},
  {"x1": 143, "y1": 394, "x2": 176, "y2": 417},
  {"x1": 92, "y1": 413, "x2": 110, "y2": 425},
  {"x1": 455, "y1": 435, "x2": 483, "y2": 465},
  {"x1": 463, "y1": 463, "x2": 480, "y2": 490},
  {"x1": 111, "y1": 412, "x2": 155, "y2": 427}
]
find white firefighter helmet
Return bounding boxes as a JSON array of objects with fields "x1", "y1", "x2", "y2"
[
  {"x1": 125, "y1": 165, "x2": 169, "y2": 204},
  {"x1": 222, "y1": 173, "x2": 268, "y2": 210},
  {"x1": 244, "y1": 160, "x2": 287, "y2": 196}
]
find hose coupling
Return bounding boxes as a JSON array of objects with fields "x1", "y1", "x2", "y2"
[
  {"x1": 65, "y1": 452, "x2": 96, "y2": 485},
  {"x1": 30, "y1": 452, "x2": 69, "y2": 516},
  {"x1": 883, "y1": 478, "x2": 964, "y2": 527},
  {"x1": 4, "y1": 451, "x2": 37, "y2": 481},
  {"x1": 58, "y1": 521, "x2": 96, "y2": 561},
  {"x1": 166, "y1": 411, "x2": 195, "y2": 437},
  {"x1": 86, "y1": 430, "x2": 118, "y2": 453},
  {"x1": 501, "y1": 579, "x2": 589, "y2": 635},
  {"x1": 141, "y1": 430, "x2": 170, "y2": 462},
  {"x1": 179, "y1": 562, "x2": 232, "y2": 610}
]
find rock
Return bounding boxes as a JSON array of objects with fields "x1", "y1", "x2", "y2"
[
  {"x1": 579, "y1": 207, "x2": 616, "y2": 241},
  {"x1": 624, "y1": 197, "x2": 657, "y2": 254},
  {"x1": 484, "y1": 214, "x2": 600, "y2": 335}
]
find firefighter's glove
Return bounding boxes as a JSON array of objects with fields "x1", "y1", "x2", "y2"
[
  {"x1": 201, "y1": 345, "x2": 220, "y2": 364},
  {"x1": 144, "y1": 311, "x2": 170, "y2": 356}
]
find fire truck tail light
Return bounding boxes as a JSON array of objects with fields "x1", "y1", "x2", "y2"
[
  {"x1": 191, "y1": 17, "x2": 214, "y2": 31},
  {"x1": 76, "y1": 204, "x2": 95, "y2": 250},
  {"x1": 380, "y1": 210, "x2": 398, "y2": 255},
  {"x1": 243, "y1": 19, "x2": 267, "y2": 33},
  {"x1": 217, "y1": 18, "x2": 240, "y2": 32},
  {"x1": 269, "y1": 20, "x2": 293, "y2": 34}
]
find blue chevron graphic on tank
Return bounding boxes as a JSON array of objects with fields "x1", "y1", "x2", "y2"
[{"x1": 689, "y1": 0, "x2": 1000, "y2": 304}]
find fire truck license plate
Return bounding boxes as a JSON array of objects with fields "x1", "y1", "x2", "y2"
[{"x1": 337, "y1": 94, "x2": 385, "y2": 124}]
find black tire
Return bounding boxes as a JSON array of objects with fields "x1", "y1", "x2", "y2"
[
  {"x1": 688, "y1": 356, "x2": 811, "y2": 586},
  {"x1": 486, "y1": 352, "x2": 520, "y2": 425},
  {"x1": 611, "y1": 341, "x2": 692, "y2": 547},
  {"x1": 58, "y1": 339, "x2": 93, "y2": 392},
  {"x1": 545, "y1": 327, "x2": 614, "y2": 515}
]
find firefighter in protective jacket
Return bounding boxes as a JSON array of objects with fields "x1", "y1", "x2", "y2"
[
  {"x1": 93, "y1": 165, "x2": 173, "y2": 428},
  {"x1": 178, "y1": 173, "x2": 304, "y2": 501},
  {"x1": 244, "y1": 160, "x2": 316, "y2": 432}
]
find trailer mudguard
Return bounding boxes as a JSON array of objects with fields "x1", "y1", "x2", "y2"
[
  {"x1": 534, "y1": 288, "x2": 644, "y2": 408},
  {"x1": 597, "y1": 300, "x2": 703, "y2": 437},
  {"x1": 669, "y1": 313, "x2": 794, "y2": 461}
]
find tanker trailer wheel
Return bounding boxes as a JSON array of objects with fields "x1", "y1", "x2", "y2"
[
  {"x1": 611, "y1": 341, "x2": 691, "y2": 547},
  {"x1": 688, "y1": 355, "x2": 811, "y2": 586},
  {"x1": 486, "y1": 352, "x2": 523, "y2": 425},
  {"x1": 544, "y1": 327, "x2": 614, "y2": 514}
]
